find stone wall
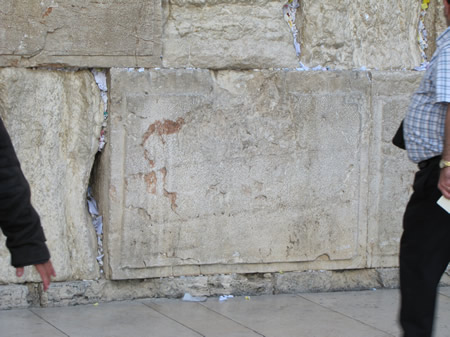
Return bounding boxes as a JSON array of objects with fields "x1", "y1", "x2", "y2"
[
  {"x1": 0, "y1": 68, "x2": 104, "y2": 284},
  {"x1": 0, "y1": 0, "x2": 448, "y2": 307},
  {"x1": 1, "y1": 0, "x2": 446, "y2": 70}
]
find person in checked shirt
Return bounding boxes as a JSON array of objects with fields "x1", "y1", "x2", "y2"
[{"x1": 401, "y1": 1, "x2": 450, "y2": 336}]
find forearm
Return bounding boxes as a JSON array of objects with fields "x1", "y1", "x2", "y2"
[
  {"x1": 438, "y1": 105, "x2": 450, "y2": 198},
  {"x1": 0, "y1": 118, "x2": 50, "y2": 267},
  {"x1": 442, "y1": 104, "x2": 450, "y2": 161},
  {"x1": 0, "y1": 167, "x2": 50, "y2": 267}
]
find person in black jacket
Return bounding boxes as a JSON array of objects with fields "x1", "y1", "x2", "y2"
[{"x1": 0, "y1": 117, "x2": 55, "y2": 291}]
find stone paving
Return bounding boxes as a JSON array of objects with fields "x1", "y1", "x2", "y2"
[{"x1": 1, "y1": 287, "x2": 449, "y2": 337}]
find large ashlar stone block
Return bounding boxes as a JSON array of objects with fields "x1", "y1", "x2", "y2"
[
  {"x1": 0, "y1": 285, "x2": 30, "y2": 309},
  {"x1": 0, "y1": 0, "x2": 162, "y2": 68},
  {"x1": 162, "y1": 0, "x2": 300, "y2": 69},
  {"x1": 101, "y1": 68, "x2": 372, "y2": 280},
  {"x1": 0, "y1": 68, "x2": 104, "y2": 282},
  {"x1": 299, "y1": 0, "x2": 423, "y2": 70},
  {"x1": 367, "y1": 72, "x2": 421, "y2": 268}
]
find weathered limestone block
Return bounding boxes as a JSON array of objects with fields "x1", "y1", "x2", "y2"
[
  {"x1": 41, "y1": 281, "x2": 103, "y2": 307},
  {"x1": 299, "y1": 0, "x2": 423, "y2": 69},
  {"x1": 377, "y1": 268, "x2": 400, "y2": 289},
  {"x1": 101, "y1": 69, "x2": 371, "y2": 280},
  {"x1": 162, "y1": 0, "x2": 299, "y2": 69},
  {"x1": 423, "y1": 1, "x2": 447, "y2": 61},
  {"x1": 0, "y1": 68, "x2": 103, "y2": 282},
  {"x1": 0, "y1": 285, "x2": 30, "y2": 309},
  {"x1": 0, "y1": 0, "x2": 162, "y2": 68},
  {"x1": 367, "y1": 72, "x2": 421, "y2": 268},
  {"x1": 274, "y1": 269, "x2": 381, "y2": 294}
]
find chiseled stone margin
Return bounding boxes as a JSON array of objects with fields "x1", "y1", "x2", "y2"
[
  {"x1": 3, "y1": 268, "x2": 449, "y2": 309},
  {"x1": 366, "y1": 71, "x2": 421, "y2": 269}
]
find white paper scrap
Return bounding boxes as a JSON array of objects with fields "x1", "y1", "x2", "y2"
[
  {"x1": 219, "y1": 295, "x2": 234, "y2": 302},
  {"x1": 87, "y1": 198, "x2": 99, "y2": 216},
  {"x1": 437, "y1": 196, "x2": 450, "y2": 214},
  {"x1": 182, "y1": 293, "x2": 207, "y2": 302},
  {"x1": 92, "y1": 216, "x2": 103, "y2": 235},
  {"x1": 92, "y1": 70, "x2": 108, "y2": 92}
]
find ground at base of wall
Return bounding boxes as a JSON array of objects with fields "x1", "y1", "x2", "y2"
[{"x1": 1, "y1": 268, "x2": 449, "y2": 309}]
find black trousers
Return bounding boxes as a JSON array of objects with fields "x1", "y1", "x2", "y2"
[{"x1": 400, "y1": 156, "x2": 450, "y2": 337}]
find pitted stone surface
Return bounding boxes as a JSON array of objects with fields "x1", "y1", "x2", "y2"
[
  {"x1": 299, "y1": 1, "x2": 422, "y2": 69},
  {"x1": 0, "y1": 0, "x2": 162, "y2": 68},
  {"x1": 103, "y1": 69, "x2": 370, "y2": 279},
  {"x1": 0, "y1": 285, "x2": 29, "y2": 309},
  {"x1": 0, "y1": 68, "x2": 103, "y2": 282},
  {"x1": 162, "y1": 0, "x2": 300, "y2": 69}
]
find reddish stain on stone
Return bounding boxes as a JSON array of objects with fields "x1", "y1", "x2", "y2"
[
  {"x1": 159, "y1": 167, "x2": 177, "y2": 211},
  {"x1": 144, "y1": 172, "x2": 157, "y2": 194},
  {"x1": 160, "y1": 167, "x2": 167, "y2": 184},
  {"x1": 144, "y1": 150, "x2": 155, "y2": 168},
  {"x1": 43, "y1": 7, "x2": 53, "y2": 17},
  {"x1": 141, "y1": 118, "x2": 185, "y2": 145},
  {"x1": 164, "y1": 189, "x2": 178, "y2": 211}
]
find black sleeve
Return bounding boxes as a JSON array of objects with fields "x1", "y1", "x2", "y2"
[
  {"x1": 0, "y1": 117, "x2": 50, "y2": 268},
  {"x1": 392, "y1": 120, "x2": 406, "y2": 150}
]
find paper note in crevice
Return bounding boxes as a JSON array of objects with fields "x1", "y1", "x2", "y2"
[{"x1": 437, "y1": 196, "x2": 450, "y2": 213}]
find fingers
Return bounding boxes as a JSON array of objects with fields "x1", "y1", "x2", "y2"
[
  {"x1": 438, "y1": 184, "x2": 450, "y2": 199},
  {"x1": 15, "y1": 267, "x2": 24, "y2": 278},
  {"x1": 439, "y1": 168, "x2": 450, "y2": 199},
  {"x1": 439, "y1": 181, "x2": 448, "y2": 198},
  {"x1": 46, "y1": 260, "x2": 56, "y2": 277},
  {"x1": 35, "y1": 264, "x2": 50, "y2": 291},
  {"x1": 34, "y1": 261, "x2": 56, "y2": 292},
  {"x1": 441, "y1": 185, "x2": 450, "y2": 199},
  {"x1": 15, "y1": 261, "x2": 56, "y2": 291}
]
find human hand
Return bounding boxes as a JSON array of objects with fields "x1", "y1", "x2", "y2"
[
  {"x1": 438, "y1": 167, "x2": 450, "y2": 199},
  {"x1": 16, "y1": 260, "x2": 56, "y2": 291}
]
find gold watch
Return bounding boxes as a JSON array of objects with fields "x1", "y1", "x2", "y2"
[{"x1": 439, "y1": 159, "x2": 450, "y2": 169}]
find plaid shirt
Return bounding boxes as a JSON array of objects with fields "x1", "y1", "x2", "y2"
[{"x1": 404, "y1": 27, "x2": 450, "y2": 163}]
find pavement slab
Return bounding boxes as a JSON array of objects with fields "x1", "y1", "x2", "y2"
[
  {"x1": 299, "y1": 289, "x2": 401, "y2": 336},
  {"x1": 301, "y1": 288, "x2": 450, "y2": 337},
  {"x1": 0, "y1": 309, "x2": 67, "y2": 337},
  {"x1": 143, "y1": 298, "x2": 263, "y2": 337},
  {"x1": 201, "y1": 294, "x2": 393, "y2": 337},
  {"x1": 439, "y1": 286, "x2": 450, "y2": 298},
  {"x1": 30, "y1": 300, "x2": 201, "y2": 337}
]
